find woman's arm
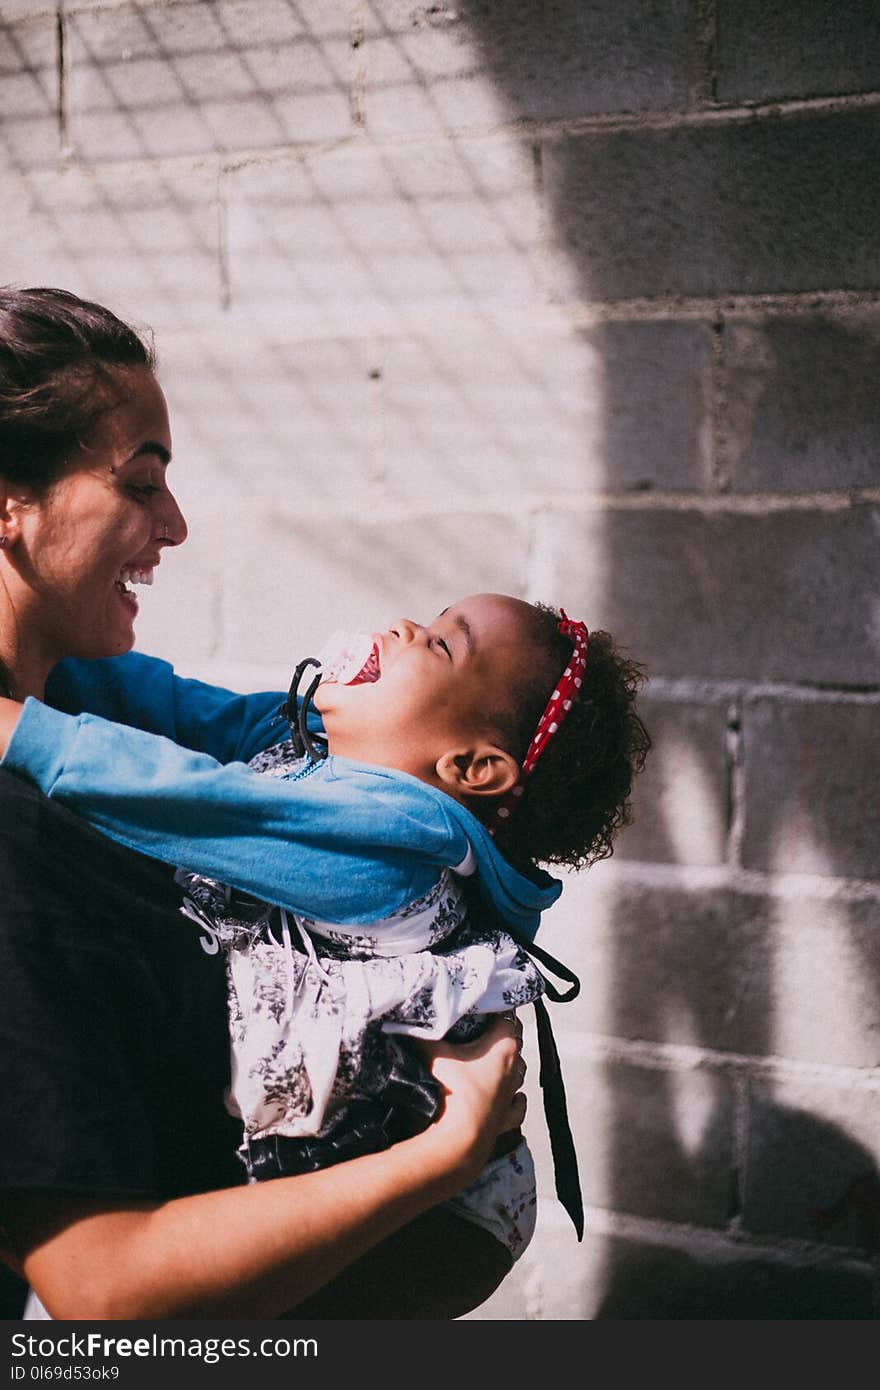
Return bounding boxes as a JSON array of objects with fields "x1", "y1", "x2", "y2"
[
  {"x1": 4, "y1": 1020, "x2": 525, "y2": 1320},
  {"x1": 282, "y1": 1210, "x2": 511, "y2": 1320},
  {"x1": 0, "y1": 699, "x2": 19, "y2": 754}
]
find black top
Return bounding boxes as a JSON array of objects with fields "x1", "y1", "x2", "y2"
[{"x1": 0, "y1": 768, "x2": 244, "y2": 1211}]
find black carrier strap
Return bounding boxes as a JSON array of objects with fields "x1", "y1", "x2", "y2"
[
  {"x1": 279, "y1": 657, "x2": 328, "y2": 762},
  {"x1": 533, "y1": 996, "x2": 584, "y2": 1240},
  {"x1": 508, "y1": 927, "x2": 584, "y2": 1241}
]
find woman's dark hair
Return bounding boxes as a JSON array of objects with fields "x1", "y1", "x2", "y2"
[
  {"x1": 491, "y1": 604, "x2": 651, "y2": 875},
  {"x1": 0, "y1": 287, "x2": 155, "y2": 695},
  {"x1": 0, "y1": 285, "x2": 155, "y2": 493}
]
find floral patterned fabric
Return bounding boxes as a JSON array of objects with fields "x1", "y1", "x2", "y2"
[{"x1": 176, "y1": 740, "x2": 544, "y2": 1148}]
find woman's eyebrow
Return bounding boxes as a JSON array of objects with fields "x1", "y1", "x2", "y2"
[{"x1": 126, "y1": 441, "x2": 171, "y2": 465}]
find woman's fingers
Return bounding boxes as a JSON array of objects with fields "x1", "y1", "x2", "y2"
[
  {"x1": 414, "y1": 1012, "x2": 529, "y2": 1175},
  {"x1": 406, "y1": 1013, "x2": 531, "y2": 1190},
  {"x1": 508, "y1": 1091, "x2": 527, "y2": 1130},
  {"x1": 498, "y1": 1009, "x2": 523, "y2": 1041},
  {"x1": 493, "y1": 1013, "x2": 526, "y2": 1106},
  {"x1": 507, "y1": 1039, "x2": 528, "y2": 1133}
]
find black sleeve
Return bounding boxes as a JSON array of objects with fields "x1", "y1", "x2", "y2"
[{"x1": 0, "y1": 770, "x2": 243, "y2": 1208}]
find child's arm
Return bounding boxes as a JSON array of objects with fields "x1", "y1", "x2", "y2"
[
  {"x1": 46, "y1": 652, "x2": 288, "y2": 765},
  {"x1": 0, "y1": 697, "x2": 466, "y2": 926}
]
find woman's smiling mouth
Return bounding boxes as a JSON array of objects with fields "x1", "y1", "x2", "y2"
[{"x1": 114, "y1": 566, "x2": 156, "y2": 613}]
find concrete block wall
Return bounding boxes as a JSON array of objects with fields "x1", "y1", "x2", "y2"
[{"x1": 1, "y1": 0, "x2": 877, "y2": 1318}]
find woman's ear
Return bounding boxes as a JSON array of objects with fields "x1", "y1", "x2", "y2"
[
  {"x1": 435, "y1": 744, "x2": 520, "y2": 799},
  {"x1": 0, "y1": 480, "x2": 32, "y2": 547}
]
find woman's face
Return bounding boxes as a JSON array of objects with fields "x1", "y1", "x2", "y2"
[{"x1": 16, "y1": 366, "x2": 187, "y2": 665}]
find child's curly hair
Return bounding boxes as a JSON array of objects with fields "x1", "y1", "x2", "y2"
[{"x1": 490, "y1": 604, "x2": 651, "y2": 876}]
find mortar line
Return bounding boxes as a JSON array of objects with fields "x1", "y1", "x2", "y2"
[
  {"x1": 22, "y1": 0, "x2": 255, "y2": 18},
  {"x1": 246, "y1": 488, "x2": 879, "y2": 524},
  {"x1": 56, "y1": 2, "x2": 71, "y2": 158},
  {"x1": 530, "y1": 137, "x2": 551, "y2": 261},
  {"x1": 560, "y1": 1204, "x2": 878, "y2": 1270},
  {"x1": 216, "y1": 158, "x2": 231, "y2": 311},
  {"x1": 687, "y1": 0, "x2": 717, "y2": 110},
  {"x1": 137, "y1": 288, "x2": 880, "y2": 331},
  {"x1": 725, "y1": 694, "x2": 746, "y2": 870},
  {"x1": 553, "y1": 1030, "x2": 880, "y2": 1089},
  {"x1": 730, "y1": 1071, "x2": 749, "y2": 1233},
  {"x1": 349, "y1": 1, "x2": 367, "y2": 131},
  {"x1": 565, "y1": 289, "x2": 880, "y2": 323},
  {"x1": 520, "y1": 88, "x2": 880, "y2": 140},
  {"x1": 576, "y1": 857, "x2": 880, "y2": 901},
  {"x1": 643, "y1": 675, "x2": 880, "y2": 703},
  {"x1": 5, "y1": 88, "x2": 880, "y2": 188},
  {"x1": 709, "y1": 315, "x2": 728, "y2": 491}
]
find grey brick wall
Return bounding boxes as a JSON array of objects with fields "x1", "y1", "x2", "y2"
[{"x1": 1, "y1": 0, "x2": 876, "y2": 1320}]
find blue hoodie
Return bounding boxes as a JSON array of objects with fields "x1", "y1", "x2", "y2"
[{"x1": 4, "y1": 653, "x2": 561, "y2": 941}]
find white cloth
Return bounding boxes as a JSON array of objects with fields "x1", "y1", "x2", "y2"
[
  {"x1": 23, "y1": 1289, "x2": 49, "y2": 1319},
  {"x1": 218, "y1": 903, "x2": 538, "y2": 1143},
  {"x1": 445, "y1": 1139, "x2": 537, "y2": 1262}
]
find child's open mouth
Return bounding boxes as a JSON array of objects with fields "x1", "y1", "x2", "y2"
[
  {"x1": 316, "y1": 632, "x2": 382, "y2": 685},
  {"x1": 352, "y1": 643, "x2": 381, "y2": 684}
]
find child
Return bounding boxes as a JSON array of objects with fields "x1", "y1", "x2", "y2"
[{"x1": 0, "y1": 593, "x2": 649, "y2": 1259}]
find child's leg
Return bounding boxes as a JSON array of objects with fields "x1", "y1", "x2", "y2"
[{"x1": 441, "y1": 1136, "x2": 538, "y2": 1264}]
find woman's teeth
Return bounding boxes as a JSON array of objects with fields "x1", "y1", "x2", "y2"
[{"x1": 116, "y1": 567, "x2": 153, "y2": 590}]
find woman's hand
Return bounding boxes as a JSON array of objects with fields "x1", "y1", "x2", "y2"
[
  {"x1": 0, "y1": 697, "x2": 23, "y2": 757},
  {"x1": 414, "y1": 1013, "x2": 527, "y2": 1196}
]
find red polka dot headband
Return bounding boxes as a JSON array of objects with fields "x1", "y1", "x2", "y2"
[{"x1": 493, "y1": 611, "x2": 589, "y2": 831}]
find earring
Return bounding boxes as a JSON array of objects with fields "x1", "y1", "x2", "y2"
[{"x1": 0, "y1": 536, "x2": 7, "y2": 549}]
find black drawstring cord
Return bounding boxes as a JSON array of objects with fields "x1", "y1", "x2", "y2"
[
  {"x1": 280, "y1": 658, "x2": 328, "y2": 762},
  {"x1": 533, "y1": 995, "x2": 584, "y2": 1240},
  {"x1": 507, "y1": 926, "x2": 584, "y2": 1240},
  {"x1": 512, "y1": 934, "x2": 580, "y2": 1004},
  {"x1": 298, "y1": 668, "x2": 327, "y2": 763}
]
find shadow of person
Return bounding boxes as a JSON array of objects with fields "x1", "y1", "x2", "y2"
[{"x1": 596, "y1": 1104, "x2": 879, "y2": 1318}]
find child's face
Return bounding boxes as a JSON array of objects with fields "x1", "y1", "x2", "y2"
[{"x1": 314, "y1": 592, "x2": 545, "y2": 788}]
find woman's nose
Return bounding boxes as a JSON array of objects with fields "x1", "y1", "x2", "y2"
[{"x1": 158, "y1": 489, "x2": 188, "y2": 547}]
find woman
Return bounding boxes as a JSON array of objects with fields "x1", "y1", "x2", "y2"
[{"x1": 0, "y1": 286, "x2": 526, "y2": 1320}]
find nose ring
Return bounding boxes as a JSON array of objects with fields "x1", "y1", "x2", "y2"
[{"x1": 162, "y1": 522, "x2": 169, "y2": 540}]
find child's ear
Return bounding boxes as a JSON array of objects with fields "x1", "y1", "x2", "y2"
[{"x1": 435, "y1": 745, "x2": 520, "y2": 799}]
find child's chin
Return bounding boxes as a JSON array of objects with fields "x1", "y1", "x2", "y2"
[{"x1": 314, "y1": 682, "x2": 355, "y2": 715}]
